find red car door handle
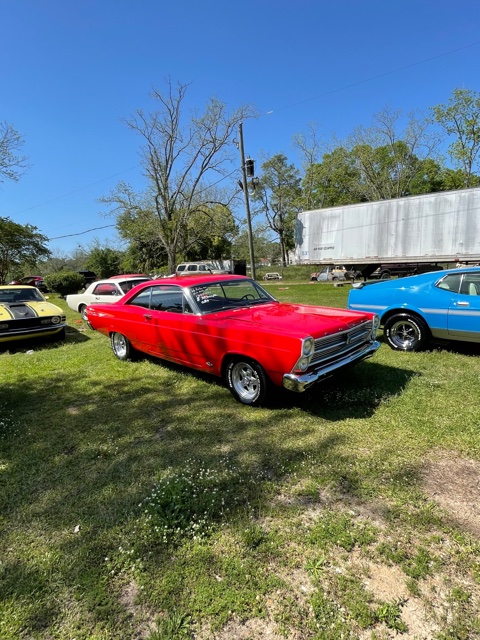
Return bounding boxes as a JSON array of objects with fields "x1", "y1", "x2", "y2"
[{"x1": 144, "y1": 314, "x2": 153, "y2": 320}]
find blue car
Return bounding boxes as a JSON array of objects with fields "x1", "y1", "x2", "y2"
[{"x1": 347, "y1": 266, "x2": 480, "y2": 351}]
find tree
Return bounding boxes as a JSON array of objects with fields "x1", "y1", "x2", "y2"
[
  {"x1": 179, "y1": 203, "x2": 236, "y2": 261},
  {"x1": 301, "y1": 147, "x2": 364, "y2": 209},
  {"x1": 86, "y1": 244, "x2": 123, "y2": 278},
  {"x1": 0, "y1": 121, "x2": 28, "y2": 185},
  {"x1": 251, "y1": 154, "x2": 301, "y2": 266},
  {"x1": 0, "y1": 217, "x2": 50, "y2": 283},
  {"x1": 115, "y1": 191, "x2": 236, "y2": 271},
  {"x1": 348, "y1": 106, "x2": 441, "y2": 200},
  {"x1": 102, "y1": 79, "x2": 255, "y2": 273},
  {"x1": 231, "y1": 226, "x2": 279, "y2": 264},
  {"x1": 432, "y1": 88, "x2": 480, "y2": 187},
  {"x1": 121, "y1": 236, "x2": 168, "y2": 275},
  {"x1": 407, "y1": 158, "x2": 479, "y2": 194}
]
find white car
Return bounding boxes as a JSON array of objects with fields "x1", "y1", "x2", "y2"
[
  {"x1": 315, "y1": 266, "x2": 347, "y2": 282},
  {"x1": 66, "y1": 276, "x2": 151, "y2": 322}
]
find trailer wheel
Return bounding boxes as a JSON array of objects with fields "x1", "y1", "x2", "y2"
[
  {"x1": 384, "y1": 313, "x2": 429, "y2": 352},
  {"x1": 380, "y1": 270, "x2": 391, "y2": 279}
]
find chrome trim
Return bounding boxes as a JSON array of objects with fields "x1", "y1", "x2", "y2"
[
  {"x1": 448, "y1": 309, "x2": 480, "y2": 317},
  {"x1": 418, "y1": 307, "x2": 449, "y2": 315},
  {"x1": 349, "y1": 303, "x2": 386, "y2": 312},
  {"x1": 0, "y1": 322, "x2": 67, "y2": 339},
  {"x1": 310, "y1": 322, "x2": 374, "y2": 366},
  {"x1": 283, "y1": 340, "x2": 380, "y2": 393}
]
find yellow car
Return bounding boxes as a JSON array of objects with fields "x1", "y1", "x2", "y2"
[{"x1": 0, "y1": 285, "x2": 66, "y2": 343}]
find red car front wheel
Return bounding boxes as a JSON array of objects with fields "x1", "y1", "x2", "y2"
[{"x1": 226, "y1": 357, "x2": 270, "y2": 406}]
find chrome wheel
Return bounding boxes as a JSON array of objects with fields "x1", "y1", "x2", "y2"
[
  {"x1": 226, "y1": 358, "x2": 269, "y2": 406},
  {"x1": 111, "y1": 332, "x2": 134, "y2": 360},
  {"x1": 384, "y1": 314, "x2": 429, "y2": 352}
]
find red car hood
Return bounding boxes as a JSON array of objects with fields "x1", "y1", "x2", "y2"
[{"x1": 221, "y1": 302, "x2": 372, "y2": 338}]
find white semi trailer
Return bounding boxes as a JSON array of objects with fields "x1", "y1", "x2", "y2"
[{"x1": 294, "y1": 187, "x2": 480, "y2": 279}]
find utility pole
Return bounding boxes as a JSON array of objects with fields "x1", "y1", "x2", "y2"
[{"x1": 238, "y1": 122, "x2": 256, "y2": 280}]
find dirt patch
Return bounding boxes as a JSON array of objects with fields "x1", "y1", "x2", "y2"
[
  {"x1": 196, "y1": 616, "x2": 286, "y2": 640},
  {"x1": 363, "y1": 561, "x2": 409, "y2": 601},
  {"x1": 421, "y1": 450, "x2": 480, "y2": 536},
  {"x1": 119, "y1": 581, "x2": 157, "y2": 639},
  {"x1": 132, "y1": 452, "x2": 480, "y2": 639}
]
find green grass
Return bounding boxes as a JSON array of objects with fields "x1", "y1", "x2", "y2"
[{"x1": 1, "y1": 285, "x2": 480, "y2": 638}]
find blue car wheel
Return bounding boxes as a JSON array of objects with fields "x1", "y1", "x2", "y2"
[{"x1": 384, "y1": 313, "x2": 429, "y2": 352}]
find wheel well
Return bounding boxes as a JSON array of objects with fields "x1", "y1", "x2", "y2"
[
  {"x1": 221, "y1": 353, "x2": 244, "y2": 379},
  {"x1": 381, "y1": 309, "x2": 429, "y2": 331},
  {"x1": 221, "y1": 353, "x2": 269, "y2": 381}
]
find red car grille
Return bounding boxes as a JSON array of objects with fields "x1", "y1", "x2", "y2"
[{"x1": 310, "y1": 320, "x2": 373, "y2": 366}]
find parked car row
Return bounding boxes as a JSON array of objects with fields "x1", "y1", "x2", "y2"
[
  {"x1": 4, "y1": 266, "x2": 480, "y2": 405},
  {"x1": 85, "y1": 274, "x2": 381, "y2": 406}
]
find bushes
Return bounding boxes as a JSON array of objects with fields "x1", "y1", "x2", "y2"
[{"x1": 44, "y1": 271, "x2": 85, "y2": 296}]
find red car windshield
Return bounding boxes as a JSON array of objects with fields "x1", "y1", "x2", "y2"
[{"x1": 189, "y1": 279, "x2": 275, "y2": 314}]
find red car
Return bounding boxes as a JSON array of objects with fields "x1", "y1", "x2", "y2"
[
  {"x1": 86, "y1": 275, "x2": 380, "y2": 406},
  {"x1": 9, "y1": 276, "x2": 48, "y2": 292}
]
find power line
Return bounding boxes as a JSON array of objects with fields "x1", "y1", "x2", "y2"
[
  {"x1": 265, "y1": 40, "x2": 480, "y2": 115},
  {"x1": 46, "y1": 168, "x2": 241, "y2": 241},
  {"x1": 48, "y1": 224, "x2": 116, "y2": 241},
  {"x1": 12, "y1": 165, "x2": 141, "y2": 215}
]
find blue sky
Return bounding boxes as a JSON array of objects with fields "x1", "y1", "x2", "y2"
[{"x1": 2, "y1": 0, "x2": 480, "y2": 255}]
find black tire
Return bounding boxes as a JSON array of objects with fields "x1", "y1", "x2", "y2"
[
  {"x1": 110, "y1": 332, "x2": 136, "y2": 361},
  {"x1": 225, "y1": 357, "x2": 269, "y2": 406},
  {"x1": 380, "y1": 271, "x2": 391, "y2": 279},
  {"x1": 383, "y1": 313, "x2": 429, "y2": 352},
  {"x1": 332, "y1": 276, "x2": 338, "y2": 282}
]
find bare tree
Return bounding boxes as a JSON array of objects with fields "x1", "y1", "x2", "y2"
[
  {"x1": 102, "y1": 80, "x2": 256, "y2": 273},
  {"x1": 292, "y1": 122, "x2": 325, "y2": 210},
  {"x1": 0, "y1": 121, "x2": 28, "y2": 185}
]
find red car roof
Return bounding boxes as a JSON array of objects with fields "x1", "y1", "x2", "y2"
[{"x1": 159, "y1": 274, "x2": 250, "y2": 286}]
